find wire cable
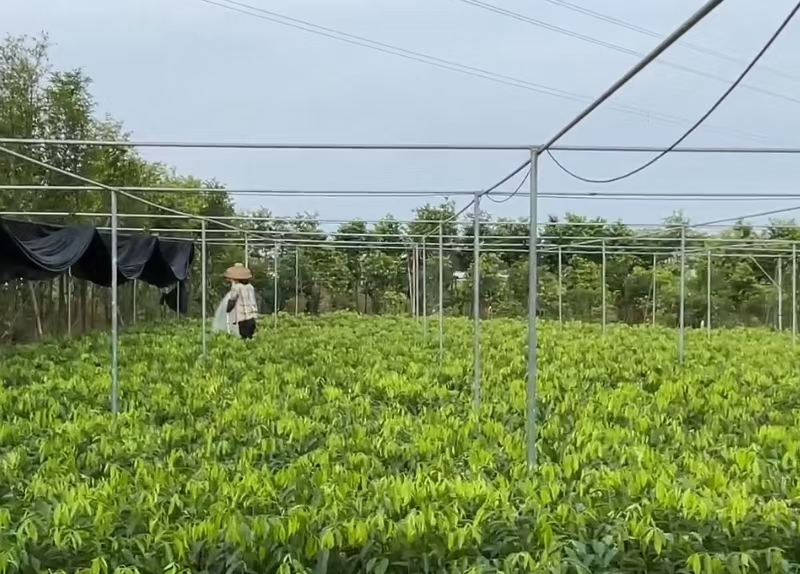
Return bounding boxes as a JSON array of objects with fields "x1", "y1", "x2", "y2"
[
  {"x1": 458, "y1": 0, "x2": 800, "y2": 106},
  {"x1": 485, "y1": 168, "x2": 530, "y2": 203},
  {"x1": 539, "y1": 0, "x2": 800, "y2": 85},
  {"x1": 545, "y1": 0, "x2": 800, "y2": 185},
  {"x1": 14, "y1": 184, "x2": 800, "y2": 201},
  {"x1": 697, "y1": 202, "x2": 800, "y2": 228},
  {"x1": 196, "y1": 0, "x2": 770, "y2": 143}
]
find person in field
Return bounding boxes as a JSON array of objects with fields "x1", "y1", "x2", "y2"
[{"x1": 224, "y1": 263, "x2": 258, "y2": 340}]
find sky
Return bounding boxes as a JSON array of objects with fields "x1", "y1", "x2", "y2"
[{"x1": 5, "y1": 0, "x2": 800, "y2": 231}]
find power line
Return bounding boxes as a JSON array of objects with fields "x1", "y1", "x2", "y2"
[
  {"x1": 457, "y1": 0, "x2": 800, "y2": 106},
  {"x1": 546, "y1": 0, "x2": 800, "y2": 184},
  {"x1": 196, "y1": 0, "x2": 770, "y2": 143},
  {"x1": 539, "y1": 0, "x2": 800, "y2": 85}
]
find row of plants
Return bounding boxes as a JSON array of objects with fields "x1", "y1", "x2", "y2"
[{"x1": 1, "y1": 315, "x2": 800, "y2": 572}]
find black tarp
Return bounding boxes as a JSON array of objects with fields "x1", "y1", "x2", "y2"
[{"x1": 0, "y1": 217, "x2": 195, "y2": 308}]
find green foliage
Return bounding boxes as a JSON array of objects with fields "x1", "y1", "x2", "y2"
[
  {"x1": 1, "y1": 33, "x2": 799, "y2": 341},
  {"x1": 2, "y1": 316, "x2": 800, "y2": 571}
]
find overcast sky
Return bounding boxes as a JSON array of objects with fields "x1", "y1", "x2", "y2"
[{"x1": 6, "y1": 0, "x2": 800, "y2": 230}]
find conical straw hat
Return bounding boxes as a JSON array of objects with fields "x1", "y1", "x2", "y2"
[{"x1": 224, "y1": 263, "x2": 252, "y2": 280}]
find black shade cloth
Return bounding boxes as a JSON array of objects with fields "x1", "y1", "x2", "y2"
[
  {"x1": 160, "y1": 281, "x2": 190, "y2": 314},
  {"x1": 0, "y1": 217, "x2": 195, "y2": 289}
]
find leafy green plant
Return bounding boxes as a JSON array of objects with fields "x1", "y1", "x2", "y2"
[{"x1": 1, "y1": 316, "x2": 800, "y2": 572}]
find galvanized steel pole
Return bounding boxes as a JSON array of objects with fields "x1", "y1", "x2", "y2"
[
  {"x1": 244, "y1": 233, "x2": 250, "y2": 267},
  {"x1": 793, "y1": 243, "x2": 797, "y2": 343},
  {"x1": 472, "y1": 191, "x2": 481, "y2": 410},
  {"x1": 201, "y1": 220, "x2": 207, "y2": 359},
  {"x1": 68, "y1": 268, "x2": 73, "y2": 336},
  {"x1": 601, "y1": 240, "x2": 607, "y2": 334},
  {"x1": 652, "y1": 254, "x2": 657, "y2": 327},
  {"x1": 295, "y1": 248, "x2": 300, "y2": 315},
  {"x1": 558, "y1": 246, "x2": 563, "y2": 326},
  {"x1": 438, "y1": 223, "x2": 444, "y2": 362},
  {"x1": 110, "y1": 189, "x2": 119, "y2": 414},
  {"x1": 422, "y1": 237, "x2": 428, "y2": 336},
  {"x1": 131, "y1": 278, "x2": 136, "y2": 325},
  {"x1": 412, "y1": 244, "x2": 418, "y2": 318},
  {"x1": 778, "y1": 257, "x2": 783, "y2": 331},
  {"x1": 273, "y1": 244, "x2": 278, "y2": 328},
  {"x1": 707, "y1": 249, "x2": 711, "y2": 335},
  {"x1": 679, "y1": 225, "x2": 686, "y2": 364},
  {"x1": 527, "y1": 149, "x2": 539, "y2": 469}
]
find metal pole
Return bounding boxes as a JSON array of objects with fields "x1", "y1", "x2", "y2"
[
  {"x1": 438, "y1": 223, "x2": 444, "y2": 362},
  {"x1": 527, "y1": 149, "x2": 539, "y2": 469},
  {"x1": 295, "y1": 248, "x2": 300, "y2": 315},
  {"x1": 132, "y1": 279, "x2": 136, "y2": 325},
  {"x1": 652, "y1": 254, "x2": 657, "y2": 327},
  {"x1": 472, "y1": 191, "x2": 481, "y2": 411},
  {"x1": 540, "y1": 0, "x2": 725, "y2": 150},
  {"x1": 422, "y1": 238, "x2": 427, "y2": 336},
  {"x1": 244, "y1": 233, "x2": 249, "y2": 267},
  {"x1": 792, "y1": 243, "x2": 797, "y2": 344},
  {"x1": 67, "y1": 268, "x2": 72, "y2": 336},
  {"x1": 273, "y1": 244, "x2": 278, "y2": 328},
  {"x1": 794, "y1": 243, "x2": 797, "y2": 344},
  {"x1": 707, "y1": 249, "x2": 711, "y2": 335},
  {"x1": 12, "y1": 139, "x2": 800, "y2": 154},
  {"x1": 679, "y1": 225, "x2": 686, "y2": 364},
  {"x1": 601, "y1": 240, "x2": 607, "y2": 335},
  {"x1": 201, "y1": 220, "x2": 207, "y2": 359},
  {"x1": 557, "y1": 246, "x2": 563, "y2": 326},
  {"x1": 778, "y1": 256, "x2": 783, "y2": 331},
  {"x1": 110, "y1": 189, "x2": 119, "y2": 414},
  {"x1": 412, "y1": 244, "x2": 418, "y2": 318}
]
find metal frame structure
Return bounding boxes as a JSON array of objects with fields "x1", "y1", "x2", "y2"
[
  {"x1": 1, "y1": 195, "x2": 799, "y2": 460},
  {"x1": 4, "y1": 0, "x2": 800, "y2": 470}
]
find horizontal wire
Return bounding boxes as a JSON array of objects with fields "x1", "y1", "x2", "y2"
[
  {"x1": 198, "y1": 0, "x2": 770, "y2": 142},
  {"x1": 10, "y1": 185, "x2": 800, "y2": 201},
  {"x1": 8, "y1": 139, "x2": 800, "y2": 153},
  {"x1": 459, "y1": 0, "x2": 800, "y2": 106},
  {"x1": 539, "y1": 0, "x2": 800, "y2": 85}
]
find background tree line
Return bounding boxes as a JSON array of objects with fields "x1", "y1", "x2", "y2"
[{"x1": 1, "y1": 35, "x2": 797, "y2": 343}]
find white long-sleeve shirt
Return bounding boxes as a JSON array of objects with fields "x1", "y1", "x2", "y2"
[{"x1": 228, "y1": 282, "x2": 258, "y2": 323}]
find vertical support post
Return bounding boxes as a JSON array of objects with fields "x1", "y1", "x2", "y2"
[
  {"x1": 438, "y1": 223, "x2": 444, "y2": 362},
  {"x1": 201, "y1": 220, "x2": 207, "y2": 359},
  {"x1": 422, "y1": 237, "x2": 427, "y2": 336},
  {"x1": 68, "y1": 268, "x2": 73, "y2": 336},
  {"x1": 472, "y1": 191, "x2": 481, "y2": 411},
  {"x1": 244, "y1": 233, "x2": 250, "y2": 267},
  {"x1": 557, "y1": 246, "x2": 563, "y2": 326},
  {"x1": 778, "y1": 256, "x2": 783, "y2": 331},
  {"x1": 793, "y1": 243, "x2": 797, "y2": 344},
  {"x1": 273, "y1": 243, "x2": 278, "y2": 328},
  {"x1": 110, "y1": 189, "x2": 119, "y2": 414},
  {"x1": 527, "y1": 150, "x2": 539, "y2": 469},
  {"x1": 295, "y1": 247, "x2": 300, "y2": 315},
  {"x1": 412, "y1": 244, "x2": 418, "y2": 318},
  {"x1": 652, "y1": 253, "x2": 657, "y2": 327},
  {"x1": 132, "y1": 279, "x2": 136, "y2": 326},
  {"x1": 601, "y1": 240, "x2": 607, "y2": 335},
  {"x1": 706, "y1": 249, "x2": 711, "y2": 336},
  {"x1": 679, "y1": 225, "x2": 686, "y2": 364}
]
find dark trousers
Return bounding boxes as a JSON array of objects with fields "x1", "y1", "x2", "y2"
[{"x1": 237, "y1": 318, "x2": 257, "y2": 340}]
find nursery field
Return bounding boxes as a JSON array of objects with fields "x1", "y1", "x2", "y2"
[{"x1": 2, "y1": 315, "x2": 800, "y2": 573}]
